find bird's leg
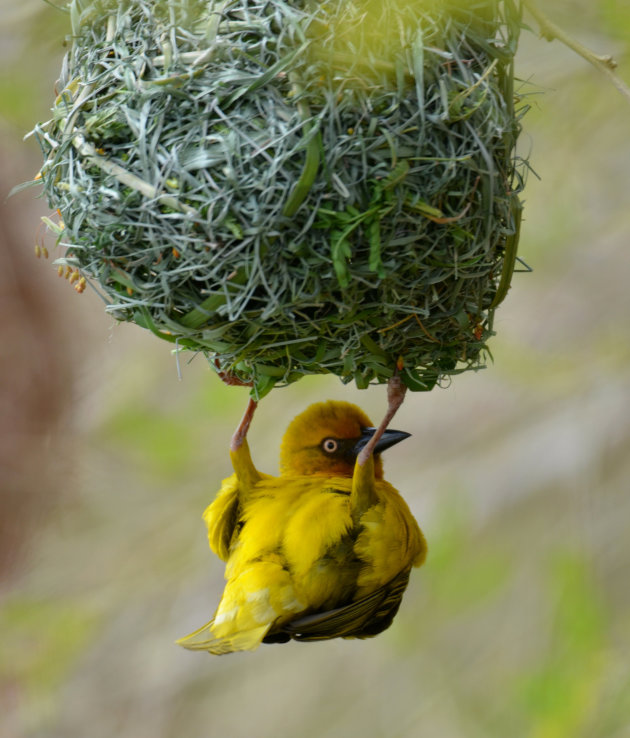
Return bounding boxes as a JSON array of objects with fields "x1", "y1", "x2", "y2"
[
  {"x1": 357, "y1": 375, "x2": 407, "y2": 467},
  {"x1": 230, "y1": 396, "x2": 261, "y2": 487},
  {"x1": 230, "y1": 397, "x2": 258, "y2": 452}
]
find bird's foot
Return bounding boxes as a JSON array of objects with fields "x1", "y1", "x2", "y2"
[{"x1": 214, "y1": 359, "x2": 253, "y2": 387}]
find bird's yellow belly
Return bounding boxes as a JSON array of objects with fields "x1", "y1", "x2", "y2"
[{"x1": 233, "y1": 478, "x2": 361, "y2": 611}]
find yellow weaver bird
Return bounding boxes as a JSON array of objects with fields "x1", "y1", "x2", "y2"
[{"x1": 178, "y1": 393, "x2": 426, "y2": 655}]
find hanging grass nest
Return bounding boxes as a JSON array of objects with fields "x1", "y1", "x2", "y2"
[{"x1": 35, "y1": 0, "x2": 528, "y2": 398}]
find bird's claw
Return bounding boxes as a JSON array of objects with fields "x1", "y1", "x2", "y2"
[{"x1": 214, "y1": 359, "x2": 253, "y2": 387}]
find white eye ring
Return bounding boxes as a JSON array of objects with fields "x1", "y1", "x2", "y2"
[{"x1": 322, "y1": 438, "x2": 339, "y2": 454}]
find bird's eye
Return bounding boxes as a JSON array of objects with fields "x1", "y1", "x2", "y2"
[{"x1": 321, "y1": 438, "x2": 339, "y2": 454}]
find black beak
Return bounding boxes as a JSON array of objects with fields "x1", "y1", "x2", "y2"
[{"x1": 352, "y1": 427, "x2": 411, "y2": 458}]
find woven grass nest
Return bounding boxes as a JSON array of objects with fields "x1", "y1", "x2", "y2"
[{"x1": 36, "y1": 0, "x2": 527, "y2": 398}]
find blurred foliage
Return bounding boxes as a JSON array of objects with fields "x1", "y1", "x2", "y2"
[
  {"x1": 0, "y1": 2, "x2": 68, "y2": 131},
  {"x1": 600, "y1": 1, "x2": 630, "y2": 42},
  {"x1": 2, "y1": 1, "x2": 630, "y2": 737}
]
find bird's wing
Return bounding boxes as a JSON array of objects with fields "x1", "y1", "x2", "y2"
[
  {"x1": 203, "y1": 473, "x2": 240, "y2": 561},
  {"x1": 270, "y1": 568, "x2": 411, "y2": 642},
  {"x1": 204, "y1": 436, "x2": 269, "y2": 561},
  {"x1": 203, "y1": 471, "x2": 274, "y2": 560},
  {"x1": 354, "y1": 491, "x2": 427, "y2": 596}
]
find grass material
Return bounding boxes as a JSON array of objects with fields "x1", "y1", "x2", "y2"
[{"x1": 34, "y1": 0, "x2": 528, "y2": 398}]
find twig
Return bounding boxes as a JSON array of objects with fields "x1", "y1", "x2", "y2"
[{"x1": 523, "y1": 0, "x2": 630, "y2": 103}]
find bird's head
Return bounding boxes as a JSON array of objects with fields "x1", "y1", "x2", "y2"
[{"x1": 279, "y1": 400, "x2": 410, "y2": 478}]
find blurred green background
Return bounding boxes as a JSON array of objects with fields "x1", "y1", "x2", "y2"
[{"x1": 1, "y1": 1, "x2": 629, "y2": 736}]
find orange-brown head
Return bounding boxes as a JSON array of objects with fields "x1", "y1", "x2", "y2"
[{"x1": 279, "y1": 400, "x2": 409, "y2": 479}]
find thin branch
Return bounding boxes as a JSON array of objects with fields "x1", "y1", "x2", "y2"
[{"x1": 523, "y1": 0, "x2": 630, "y2": 103}]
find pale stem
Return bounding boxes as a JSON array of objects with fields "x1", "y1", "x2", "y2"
[{"x1": 523, "y1": 0, "x2": 630, "y2": 103}]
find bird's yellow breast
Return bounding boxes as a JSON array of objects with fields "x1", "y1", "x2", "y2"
[{"x1": 210, "y1": 474, "x2": 424, "y2": 615}]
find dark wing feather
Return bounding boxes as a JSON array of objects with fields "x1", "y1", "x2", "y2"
[{"x1": 265, "y1": 568, "x2": 411, "y2": 643}]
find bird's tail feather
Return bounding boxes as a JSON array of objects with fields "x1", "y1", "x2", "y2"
[{"x1": 176, "y1": 619, "x2": 270, "y2": 655}]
